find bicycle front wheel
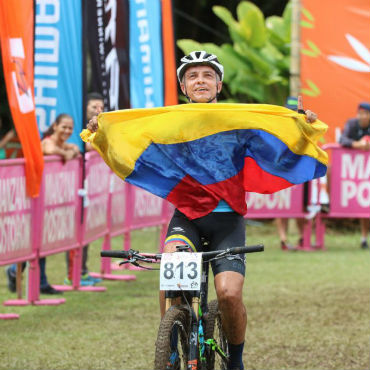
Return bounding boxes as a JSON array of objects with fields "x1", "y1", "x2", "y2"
[
  {"x1": 154, "y1": 305, "x2": 190, "y2": 370},
  {"x1": 203, "y1": 300, "x2": 229, "y2": 370}
]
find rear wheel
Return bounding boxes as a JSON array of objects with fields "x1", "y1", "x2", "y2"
[
  {"x1": 203, "y1": 300, "x2": 229, "y2": 370},
  {"x1": 154, "y1": 305, "x2": 190, "y2": 370}
]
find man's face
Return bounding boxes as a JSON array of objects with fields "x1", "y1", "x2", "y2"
[
  {"x1": 86, "y1": 99, "x2": 104, "y2": 121},
  {"x1": 357, "y1": 108, "x2": 370, "y2": 127},
  {"x1": 180, "y1": 65, "x2": 222, "y2": 103}
]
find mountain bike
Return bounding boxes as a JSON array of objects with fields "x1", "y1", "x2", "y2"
[{"x1": 101, "y1": 243, "x2": 264, "y2": 370}]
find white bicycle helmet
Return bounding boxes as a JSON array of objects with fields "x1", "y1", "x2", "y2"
[{"x1": 177, "y1": 51, "x2": 224, "y2": 83}]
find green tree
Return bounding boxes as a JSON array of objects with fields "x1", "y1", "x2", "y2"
[{"x1": 177, "y1": 1, "x2": 292, "y2": 105}]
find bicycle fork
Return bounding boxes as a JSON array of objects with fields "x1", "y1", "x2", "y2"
[{"x1": 164, "y1": 291, "x2": 200, "y2": 370}]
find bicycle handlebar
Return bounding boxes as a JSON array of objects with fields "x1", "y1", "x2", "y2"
[
  {"x1": 101, "y1": 244, "x2": 264, "y2": 261},
  {"x1": 101, "y1": 250, "x2": 133, "y2": 259},
  {"x1": 201, "y1": 244, "x2": 264, "y2": 260}
]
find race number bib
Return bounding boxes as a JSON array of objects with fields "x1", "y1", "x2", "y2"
[{"x1": 160, "y1": 252, "x2": 202, "y2": 291}]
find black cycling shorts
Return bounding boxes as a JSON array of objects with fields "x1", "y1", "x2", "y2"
[{"x1": 165, "y1": 209, "x2": 246, "y2": 276}]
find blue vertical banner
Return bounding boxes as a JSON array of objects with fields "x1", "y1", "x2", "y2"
[
  {"x1": 129, "y1": 0, "x2": 164, "y2": 108},
  {"x1": 34, "y1": 0, "x2": 83, "y2": 150}
]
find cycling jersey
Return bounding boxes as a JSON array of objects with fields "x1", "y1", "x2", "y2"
[{"x1": 212, "y1": 199, "x2": 233, "y2": 212}]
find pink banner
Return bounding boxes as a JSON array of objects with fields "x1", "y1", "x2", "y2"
[
  {"x1": 0, "y1": 158, "x2": 35, "y2": 264},
  {"x1": 130, "y1": 185, "x2": 166, "y2": 228},
  {"x1": 38, "y1": 156, "x2": 81, "y2": 257},
  {"x1": 245, "y1": 185, "x2": 305, "y2": 218},
  {"x1": 329, "y1": 147, "x2": 370, "y2": 217},
  {"x1": 109, "y1": 172, "x2": 126, "y2": 236},
  {"x1": 81, "y1": 152, "x2": 111, "y2": 244}
]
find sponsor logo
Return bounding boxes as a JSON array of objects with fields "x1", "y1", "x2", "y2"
[
  {"x1": 172, "y1": 227, "x2": 184, "y2": 232},
  {"x1": 340, "y1": 153, "x2": 370, "y2": 207},
  {"x1": 34, "y1": 0, "x2": 60, "y2": 131},
  {"x1": 134, "y1": 0, "x2": 155, "y2": 108},
  {"x1": 9, "y1": 38, "x2": 34, "y2": 114}
]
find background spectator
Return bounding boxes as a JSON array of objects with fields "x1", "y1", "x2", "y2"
[
  {"x1": 64, "y1": 92, "x2": 104, "y2": 286},
  {"x1": 339, "y1": 102, "x2": 370, "y2": 249},
  {"x1": 41, "y1": 113, "x2": 80, "y2": 159},
  {"x1": 0, "y1": 116, "x2": 15, "y2": 159}
]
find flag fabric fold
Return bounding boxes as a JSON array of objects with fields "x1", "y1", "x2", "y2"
[{"x1": 81, "y1": 103, "x2": 328, "y2": 219}]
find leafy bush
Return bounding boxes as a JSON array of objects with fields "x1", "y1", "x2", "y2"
[{"x1": 177, "y1": 1, "x2": 292, "y2": 105}]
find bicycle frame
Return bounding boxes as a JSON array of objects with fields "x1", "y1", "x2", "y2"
[
  {"x1": 101, "y1": 244, "x2": 264, "y2": 370},
  {"x1": 163, "y1": 253, "x2": 211, "y2": 370}
]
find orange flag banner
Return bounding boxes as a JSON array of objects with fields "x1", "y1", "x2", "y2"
[
  {"x1": 161, "y1": 0, "x2": 178, "y2": 106},
  {"x1": 301, "y1": 0, "x2": 370, "y2": 143},
  {"x1": 0, "y1": 0, "x2": 44, "y2": 197}
]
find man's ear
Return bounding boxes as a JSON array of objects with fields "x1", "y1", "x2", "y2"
[
  {"x1": 180, "y1": 82, "x2": 186, "y2": 95},
  {"x1": 217, "y1": 81, "x2": 223, "y2": 94}
]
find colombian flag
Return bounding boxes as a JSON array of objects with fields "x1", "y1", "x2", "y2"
[{"x1": 81, "y1": 103, "x2": 328, "y2": 219}]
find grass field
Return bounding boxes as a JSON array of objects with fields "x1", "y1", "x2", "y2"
[{"x1": 0, "y1": 220, "x2": 369, "y2": 370}]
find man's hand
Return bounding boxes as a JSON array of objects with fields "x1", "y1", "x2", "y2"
[
  {"x1": 305, "y1": 110, "x2": 317, "y2": 123},
  {"x1": 297, "y1": 95, "x2": 318, "y2": 123},
  {"x1": 87, "y1": 115, "x2": 99, "y2": 133},
  {"x1": 86, "y1": 105, "x2": 102, "y2": 133}
]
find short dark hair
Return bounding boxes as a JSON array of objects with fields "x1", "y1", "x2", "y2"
[
  {"x1": 358, "y1": 102, "x2": 370, "y2": 112},
  {"x1": 86, "y1": 92, "x2": 104, "y2": 105}
]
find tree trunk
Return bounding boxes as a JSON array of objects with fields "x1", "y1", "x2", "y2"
[{"x1": 290, "y1": 0, "x2": 301, "y2": 96}]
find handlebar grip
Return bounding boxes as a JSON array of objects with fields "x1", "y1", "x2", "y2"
[
  {"x1": 100, "y1": 250, "x2": 130, "y2": 259},
  {"x1": 201, "y1": 244, "x2": 264, "y2": 260},
  {"x1": 230, "y1": 244, "x2": 264, "y2": 254}
]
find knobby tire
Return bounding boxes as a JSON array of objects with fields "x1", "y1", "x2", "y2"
[
  {"x1": 203, "y1": 300, "x2": 229, "y2": 370},
  {"x1": 154, "y1": 305, "x2": 190, "y2": 370}
]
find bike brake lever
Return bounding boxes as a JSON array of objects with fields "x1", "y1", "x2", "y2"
[
  {"x1": 132, "y1": 261, "x2": 159, "y2": 270},
  {"x1": 118, "y1": 259, "x2": 134, "y2": 266}
]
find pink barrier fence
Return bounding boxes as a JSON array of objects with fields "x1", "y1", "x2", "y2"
[
  {"x1": 2, "y1": 146, "x2": 367, "y2": 313},
  {"x1": 0, "y1": 158, "x2": 35, "y2": 318},
  {"x1": 39, "y1": 157, "x2": 82, "y2": 257},
  {"x1": 81, "y1": 152, "x2": 111, "y2": 245},
  {"x1": 0, "y1": 152, "x2": 171, "y2": 309},
  {"x1": 110, "y1": 174, "x2": 127, "y2": 237},
  {"x1": 0, "y1": 157, "x2": 67, "y2": 306},
  {"x1": 245, "y1": 184, "x2": 317, "y2": 251},
  {"x1": 314, "y1": 145, "x2": 370, "y2": 248},
  {"x1": 0, "y1": 158, "x2": 35, "y2": 265},
  {"x1": 246, "y1": 184, "x2": 305, "y2": 218},
  {"x1": 326, "y1": 146, "x2": 370, "y2": 217},
  {"x1": 96, "y1": 183, "x2": 171, "y2": 276}
]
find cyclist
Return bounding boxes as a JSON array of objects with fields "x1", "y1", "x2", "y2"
[{"x1": 87, "y1": 50, "x2": 319, "y2": 370}]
